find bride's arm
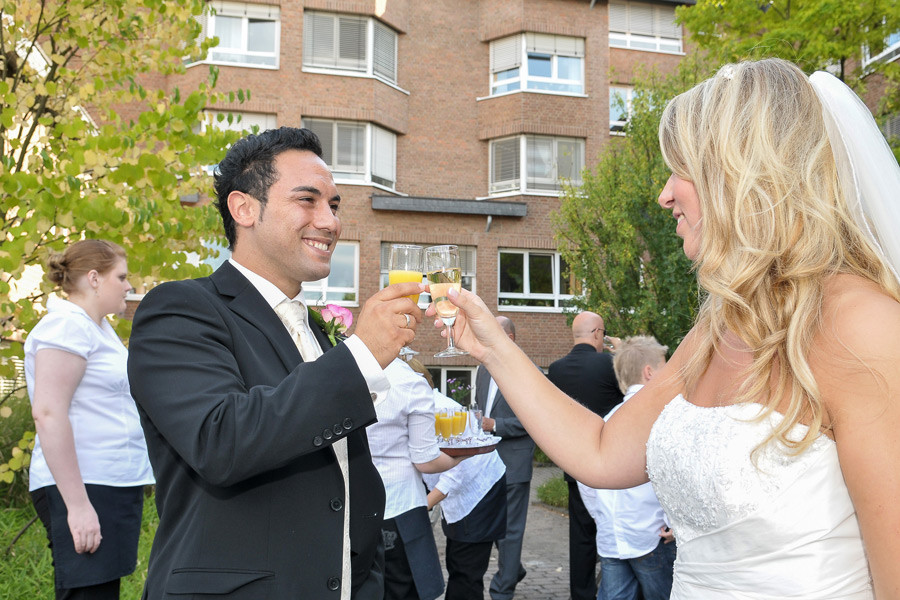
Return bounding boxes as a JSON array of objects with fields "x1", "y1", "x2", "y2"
[
  {"x1": 818, "y1": 279, "x2": 900, "y2": 598},
  {"x1": 431, "y1": 288, "x2": 687, "y2": 489}
]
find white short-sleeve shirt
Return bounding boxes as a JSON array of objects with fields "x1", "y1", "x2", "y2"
[
  {"x1": 24, "y1": 297, "x2": 154, "y2": 490},
  {"x1": 368, "y1": 359, "x2": 443, "y2": 519}
]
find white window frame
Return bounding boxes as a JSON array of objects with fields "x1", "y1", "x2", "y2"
[
  {"x1": 191, "y1": 1, "x2": 281, "y2": 69},
  {"x1": 303, "y1": 11, "x2": 399, "y2": 86},
  {"x1": 497, "y1": 249, "x2": 574, "y2": 312},
  {"x1": 489, "y1": 135, "x2": 585, "y2": 196},
  {"x1": 609, "y1": 86, "x2": 634, "y2": 134},
  {"x1": 608, "y1": 1, "x2": 682, "y2": 54},
  {"x1": 863, "y1": 29, "x2": 900, "y2": 67},
  {"x1": 490, "y1": 33, "x2": 585, "y2": 97},
  {"x1": 302, "y1": 241, "x2": 360, "y2": 307},
  {"x1": 379, "y1": 244, "x2": 476, "y2": 307},
  {"x1": 302, "y1": 118, "x2": 397, "y2": 190},
  {"x1": 428, "y1": 367, "x2": 477, "y2": 406}
]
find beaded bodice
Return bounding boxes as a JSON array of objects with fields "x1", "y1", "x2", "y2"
[{"x1": 646, "y1": 395, "x2": 833, "y2": 544}]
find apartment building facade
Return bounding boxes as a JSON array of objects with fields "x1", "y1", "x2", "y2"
[{"x1": 165, "y1": 0, "x2": 688, "y2": 398}]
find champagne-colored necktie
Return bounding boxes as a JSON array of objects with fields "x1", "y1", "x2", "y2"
[
  {"x1": 273, "y1": 299, "x2": 350, "y2": 598},
  {"x1": 273, "y1": 300, "x2": 323, "y2": 362}
]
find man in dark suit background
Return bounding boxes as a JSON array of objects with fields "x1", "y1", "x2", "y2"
[
  {"x1": 475, "y1": 316, "x2": 535, "y2": 600},
  {"x1": 127, "y1": 128, "x2": 422, "y2": 599},
  {"x1": 547, "y1": 311, "x2": 623, "y2": 600}
]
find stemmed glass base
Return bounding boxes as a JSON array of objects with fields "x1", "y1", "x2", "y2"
[{"x1": 435, "y1": 316, "x2": 468, "y2": 357}]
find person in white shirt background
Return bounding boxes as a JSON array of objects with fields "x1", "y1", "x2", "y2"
[
  {"x1": 578, "y1": 336, "x2": 674, "y2": 600},
  {"x1": 25, "y1": 239, "x2": 155, "y2": 600},
  {"x1": 423, "y1": 382, "x2": 507, "y2": 600},
  {"x1": 367, "y1": 357, "x2": 465, "y2": 600}
]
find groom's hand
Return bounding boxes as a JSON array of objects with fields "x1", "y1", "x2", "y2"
[{"x1": 354, "y1": 282, "x2": 425, "y2": 368}]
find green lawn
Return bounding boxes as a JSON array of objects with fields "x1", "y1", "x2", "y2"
[{"x1": 1, "y1": 492, "x2": 158, "y2": 600}]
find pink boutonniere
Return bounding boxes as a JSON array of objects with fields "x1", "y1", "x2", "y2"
[{"x1": 309, "y1": 304, "x2": 353, "y2": 346}]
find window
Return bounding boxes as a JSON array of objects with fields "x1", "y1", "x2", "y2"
[
  {"x1": 427, "y1": 367, "x2": 476, "y2": 406},
  {"x1": 193, "y1": 2, "x2": 280, "y2": 68},
  {"x1": 498, "y1": 250, "x2": 577, "y2": 310},
  {"x1": 864, "y1": 29, "x2": 900, "y2": 67},
  {"x1": 303, "y1": 118, "x2": 397, "y2": 189},
  {"x1": 379, "y1": 244, "x2": 476, "y2": 306},
  {"x1": 489, "y1": 135, "x2": 584, "y2": 194},
  {"x1": 609, "y1": 1, "x2": 682, "y2": 54},
  {"x1": 302, "y1": 242, "x2": 359, "y2": 306},
  {"x1": 303, "y1": 11, "x2": 398, "y2": 85},
  {"x1": 490, "y1": 33, "x2": 584, "y2": 96},
  {"x1": 609, "y1": 86, "x2": 633, "y2": 133}
]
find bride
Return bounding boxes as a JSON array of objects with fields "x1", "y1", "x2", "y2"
[{"x1": 429, "y1": 59, "x2": 900, "y2": 598}]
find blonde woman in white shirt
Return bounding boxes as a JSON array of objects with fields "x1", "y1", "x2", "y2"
[{"x1": 25, "y1": 239, "x2": 154, "y2": 600}]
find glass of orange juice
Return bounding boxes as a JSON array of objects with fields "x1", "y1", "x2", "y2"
[
  {"x1": 451, "y1": 409, "x2": 467, "y2": 440},
  {"x1": 437, "y1": 410, "x2": 454, "y2": 442},
  {"x1": 389, "y1": 244, "x2": 423, "y2": 357}
]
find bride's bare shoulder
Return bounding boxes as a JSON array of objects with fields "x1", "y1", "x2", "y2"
[
  {"x1": 816, "y1": 273, "x2": 900, "y2": 405},
  {"x1": 821, "y1": 274, "x2": 900, "y2": 342}
]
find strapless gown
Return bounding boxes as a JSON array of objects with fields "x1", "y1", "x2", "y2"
[{"x1": 646, "y1": 395, "x2": 873, "y2": 599}]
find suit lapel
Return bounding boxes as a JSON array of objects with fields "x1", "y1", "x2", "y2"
[
  {"x1": 210, "y1": 262, "x2": 302, "y2": 372},
  {"x1": 307, "y1": 310, "x2": 335, "y2": 353}
]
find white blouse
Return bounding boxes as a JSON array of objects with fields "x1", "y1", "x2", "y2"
[
  {"x1": 368, "y1": 359, "x2": 442, "y2": 520},
  {"x1": 25, "y1": 297, "x2": 154, "y2": 490}
]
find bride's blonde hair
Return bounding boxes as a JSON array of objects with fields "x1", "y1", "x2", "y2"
[{"x1": 659, "y1": 58, "x2": 900, "y2": 453}]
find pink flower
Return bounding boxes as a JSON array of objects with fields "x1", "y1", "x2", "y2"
[{"x1": 320, "y1": 304, "x2": 353, "y2": 331}]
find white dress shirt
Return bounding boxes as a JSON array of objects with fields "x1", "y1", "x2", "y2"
[
  {"x1": 229, "y1": 259, "x2": 389, "y2": 600},
  {"x1": 423, "y1": 390, "x2": 506, "y2": 524},
  {"x1": 25, "y1": 296, "x2": 155, "y2": 490},
  {"x1": 485, "y1": 376, "x2": 499, "y2": 418},
  {"x1": 368, "y1": 359, "x2": 443, "y2": 520},
  {"x1": 578, "y1": 384, "x2": 670, "y2": 559}
]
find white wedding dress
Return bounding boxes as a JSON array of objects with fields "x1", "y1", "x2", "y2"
[{"x1": 646, "y1": 395, "x2": 874, "y2": 599}]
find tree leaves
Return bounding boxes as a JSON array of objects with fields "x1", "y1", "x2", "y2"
[
  {"x1": 1, "y1": 0, "x2": 245, "y2": 489},
  {"x1": 677, "y1": 0, "x2": 900, "y2": 114},
  {"x1": 554, "y1": 64, "x2": 705, "y2": 350}
]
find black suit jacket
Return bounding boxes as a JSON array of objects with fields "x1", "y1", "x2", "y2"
[
  {"x1": 547, "y1": 344, "x2": 623, "y2": 482},
  {"x1": 474, "y1": 366, "x2": 535, "y2": 485},
  {"x1": 127, "y1": 262, "x2": 385, "y2": 599}
]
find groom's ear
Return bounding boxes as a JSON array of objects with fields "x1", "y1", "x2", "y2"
[{"x1": 228, "y1": 191, "x2": 259, "y2": 229}]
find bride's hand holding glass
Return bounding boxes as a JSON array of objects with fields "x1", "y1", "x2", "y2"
[{"x1": 424, "y1": 286, "x2": 513, "y2": 364}]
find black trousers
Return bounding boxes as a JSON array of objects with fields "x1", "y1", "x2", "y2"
[
  {"x1": 568, "y1": 480, "x2": 599, "y2": 600},
  {"x1": 442, "y1": 476, "x2": 507, "y2": 600},
  {"x1": 444, "y1": 537, "x2": 494, "y2": 600},
  {"x1": 383, "y1": 516, "x2": 418, "y2": 600}
]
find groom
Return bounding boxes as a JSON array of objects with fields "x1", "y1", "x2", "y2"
[{"x1": 128, "y1": 127, "x2": 421, "y2": 599}]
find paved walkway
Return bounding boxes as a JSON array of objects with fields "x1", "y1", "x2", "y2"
[{"x1": 433, "y1": 464, "x2": 583, "y2": 600}]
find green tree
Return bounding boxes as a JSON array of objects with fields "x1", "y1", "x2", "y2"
[
  {"x1": 554, "y1": 64, "x2": 709, "y2": 351},
  {"x1": 0, "y1": 0, "x2": 244, "y2": 496},
  {"x1": 677, "y1": 0, "x2": 900, "y2": 113}
]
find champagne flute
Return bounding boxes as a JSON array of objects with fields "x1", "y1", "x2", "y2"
[
  {"x1": 389, "y1": 244, "x2": 424, "y2": 358},
  {"x1": 425, "y1": 245, "x2": 468, "y2": 357}
]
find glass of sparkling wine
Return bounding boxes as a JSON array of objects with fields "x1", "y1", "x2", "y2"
[
  {"x1": 389, "y1": 244, "x2": 424, "y2": 358},
  {"x1": 425, "y1": 244, "x2": 468, "y2": 358}
]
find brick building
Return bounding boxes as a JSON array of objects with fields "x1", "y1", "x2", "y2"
[{"x1": 159, "y1": 0, "x2": 689, "y2": 399}]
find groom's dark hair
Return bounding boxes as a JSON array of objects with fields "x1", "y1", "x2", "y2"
[{"x1": 214, "y1": 127, "x2": 324, "y2": 249}]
